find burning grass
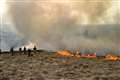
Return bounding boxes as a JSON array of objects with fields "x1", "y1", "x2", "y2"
[
  {"x1": 55, "y1": 50, "x2": 74, "y2": 57},
  {"x1": 105, "y1": 54, "x2": 120, "y2": 61},
  {"x1": 0, "y1": 51, "x2": 120, "y2": 80},
  {"x1": 55, "y1": 50, "x2": 120, "y2": 61}
]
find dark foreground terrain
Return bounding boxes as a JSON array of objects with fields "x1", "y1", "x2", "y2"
[{"x1": 0, "y1": 51, "x2": 120, "y2": 80}]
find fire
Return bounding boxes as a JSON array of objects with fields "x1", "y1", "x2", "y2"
[
  {"x1": 55, "y1": 50, "x2": 96, "y2": 59},
  {"x1": 81, "y1": 53, "x2": 97, "y2": 58},
  {"x1": 55, "y1": 50, "x2": 120, "y2": 61},
  {"x1": 73, "y1": 51, "x2": 81, "y2": 58},
  {"x1": 105, "y1": 54, "x2": 120, "y2": 61},
  {"x1": 56, "y1": 50, "x2": 74, "y2": 57}
]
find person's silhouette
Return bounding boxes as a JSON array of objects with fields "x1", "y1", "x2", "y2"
[
  {"x1": 19, "y1": 48, "x2": 22, "y2": 55},
  {"x1": 0, "y1": 49, "x2": 1, "y2": 54},
  {"x1": 28, "y1": 49, "x2": 32, "y2": 57},
  {"x1": 33, "y1": 46, "x2": 37, "y2": 51},
  {"x1": 10, "y1": 47, "x2": 14, "y2": 56},
  {"x1": 23, "y1": 47, "x2": 27, "y2": 54},
  {"x1": 33, "y1": 46, "x2": 37, "y2": 53}
]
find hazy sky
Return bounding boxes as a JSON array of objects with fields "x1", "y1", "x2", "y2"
[{"x1": 0, "y1": 0, "x2": 120, "y2": 52}]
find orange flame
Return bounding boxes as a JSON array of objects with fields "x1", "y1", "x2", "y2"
[
  {"x1": 81, "y1": 53, "x2": 96, "y2": 58},
  {"x1": 105, "y1": 54, "x2": 120, "y2": 61},
  {"x1": 55, "y1": 50, "x2": 97, "y2": 59},
  {"x1": 56, "y1": 50, "x2": 74, "y2": 57},
  {"x1": 55, "y1": 50, "x2": 120, "y2": 61}
]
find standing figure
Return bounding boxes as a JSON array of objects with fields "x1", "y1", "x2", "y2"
[
  {"x1": 33, "y1": 46, "x2": 37, "y2": 51},
  {"x1": 0, "y1": 49, "x2": 1, "y2": 54},
  {"x1": 10, "y1": 47, "x2": 14, "y2": 56},
  {"x1": 33, "y1": 46, "x2": 37, "y2": 53},
  {"x1": 28, "y1": 49, "x2": 32, "y2": 57},
  {"x1": 23, "y1": 47, "x2": 27, "y2": 54},
  {"x1": 19, "y1": 48, "x2": 22, "y2": 55}
]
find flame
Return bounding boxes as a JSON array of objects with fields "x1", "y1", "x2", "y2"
[
  {"x1": 81, "y1": 53, "x2": 97, "y2": 58},
  {"x1": 56, "y1": 50, "x2": 74, "y2": 57},
  {"x1": 55, "y1": 51, "x2": 120, "y2": 61},
  {"x1": 55, "y1": 50, "x2": 96, "y2": 59},
  {"x1": 74, "y1": 51, "x2": 81, "y2": 58},
  {"x1": 105, "y1": 54, "x2": 120, "y2": 61}
]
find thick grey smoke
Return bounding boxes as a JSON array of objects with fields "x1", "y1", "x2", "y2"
[{"x1": 1, "y1": 0, "x2": 120, "y2": 52}]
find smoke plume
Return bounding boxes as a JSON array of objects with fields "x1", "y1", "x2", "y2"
[{"x1": 1, "y1": 0, "x2": 120, "y2": 52}]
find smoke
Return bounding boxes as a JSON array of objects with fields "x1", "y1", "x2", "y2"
[
  {"x1": 3, "y1": 0, "x2": 120, "y2": 51},
  {"x1": 0, "y1": 24, "x2": 26, "y2": 51}
]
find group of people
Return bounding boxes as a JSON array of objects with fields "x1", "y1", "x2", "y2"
[{"x1": 10, "y1": 46, "x2": 37, "y2": 57}]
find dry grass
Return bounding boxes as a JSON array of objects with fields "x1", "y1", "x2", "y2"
[{"x1": 0, "y1": 52, "x2": 120, "y2": 80}]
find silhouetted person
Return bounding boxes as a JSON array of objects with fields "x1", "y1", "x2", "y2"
[
  {"x1": 23, "y1": 47, "x2": 27, "y2": 54},
  {"x1": 33, "y1": 46, "x2": 37, "y2": 53},
  {"x1": 0, "y1": 49, "x2": 1, "y2": 54},
  {"x1": 19, "y1": 48, "x2": 22, "y2": 55},
  {"x1": 33, "y1": 46, "x2": 37, "y2": 51},
  {"x1": 10, "y1": 47, "x2": 14, "y2": 56},
  {"x1": 28, "y1": 49, "x2": 32, "y2": 57},
  {"x1": 19, "y1": 48, "x2": 22, "y2": 52}
]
